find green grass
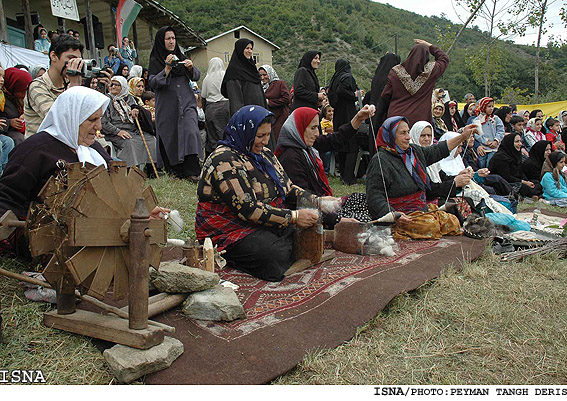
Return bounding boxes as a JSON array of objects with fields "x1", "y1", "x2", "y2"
[{"x1": 1, "y1": 175, "x2": 566, "y2": 384}]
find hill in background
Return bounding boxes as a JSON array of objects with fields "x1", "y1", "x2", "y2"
[{"x1": 161, "y1": 0, "x2": 567, "y2": 104}]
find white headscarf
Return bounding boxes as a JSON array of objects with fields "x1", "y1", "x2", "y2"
[
  {"x1": 409, "y1": 121, "x2": 441, "y2": 182},
  {"x1": 259, "y1": 64, "x2": 279, "y2": 92},
  {"x1": 38, "y1": 86, "x2": 110, "y2": 167},
  {"x1": 128, "y1": 64, "x2": 143, "y2": 79},
  {"x1": 202, "y1": 57, "x2": 227, "y2": 103},
  {"x1": 438, "y1": 131, "x2": 466, "y2": 177}
]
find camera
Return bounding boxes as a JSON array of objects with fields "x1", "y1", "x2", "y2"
[
  {"x1": 170, "y1": 55, "x2": 180, "y2": 66},
  {"x1": 66, "y1": 59, "x2": 103, "y2": 78}
]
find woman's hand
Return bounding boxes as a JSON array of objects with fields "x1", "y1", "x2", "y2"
[
  {"x1": 397, "y1": 213, "x2": 413, "y2": 224},
  {"x1": 414, "y1": 39, "x2": 432, "y2": 47},
  {"x1": 130, "y1": 108, "x2": 139, "y2": 119},
  {"x1": 164, "y1": 54, "x2": 175, "y2": 75},
  {"x1": 317, "y1": 92, "x2": 326, "y2": 102},
  {"x1": 296, "y1": 209, "x2": 319, "y2": 228},
  {"x1": 521, "y1": 147, "x2": 529, "y2": 157},
  {"x1": 522, "y1": 179, "x2": 535, "y2": 188},
  {"x1": 319, "y1": 196, "x2": 342, "y2": 214},
  {"x1": 0, "y1": 118, "x2": 7, "y2": 130},
  {"x1": 10, "y1": 118, "x2": 24, "y2": 130},
  {"x1": 455, "y1": 174, "x2": 471, "y2": 187},
  {"x1": 183, "y1": 59, "x2": 193, "y2": 70},
  {"x1": 150, "y1": 206, "x2": 170, "y2": 220},
  {"x1": 555, "y1": 141, "x2": 565, "y2": 151},
  {"x1": 477, "y1": 168, "x2": 490, "y2": 177},
  {"x1": 117, "y1": 130, "x2": 132, "y2": 139},
  {"x1": 488, "y1": 140, "x2": 498, "y2": 149},
  {"x1": 351, "y1": 104, "x2": 376, "y2": 129},
  {"x1": 477, "y1": 146, "x2": 486, "y2": 156}
]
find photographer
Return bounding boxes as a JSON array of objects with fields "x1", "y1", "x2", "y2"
[
  {"x1": 148, "y1": 26, "x2": 201, "y2": 180},
  {"x1": 120, "y1": 37, "x2": 137, "y2": 69},
  {"x1": 24, "y1": 35, "x2": 84, "y2": 137},
  {"x1": 104, "y1": 44, "x2": 123, "y2": 74}
]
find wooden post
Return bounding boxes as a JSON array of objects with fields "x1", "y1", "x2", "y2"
[
  {"x1": 57, "y1": 17, "x2": 65, "y2": 34},
  {"x1": 132, "y1": 19, "x2": 139, "y2": 64},
  {"x1": 84, "y1": 0, "x2": 96, "y2": 59},
  {"x1": 109, "y1": 4, "x2": 116, "y2": 45},
  {"x1": 0, "y1": 0, "x2": 8, "y2": 42},
  {"x1": 203, "y1": 237, "x2": 214, "y2": 272},
  {"x1": 54, "y1": 229, "x2": 77, "y2": 315},
  {"x1": 128, "y1": 198, "x2": 149, "y2": 330},
  {"x1": 21, "y1": 0, "x2": 33, "y2": 49},
  {"x1": 148, "y1": 24, "x2": 154, "y2": 48}
]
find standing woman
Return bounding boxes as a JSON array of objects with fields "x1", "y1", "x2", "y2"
[
  {"x1": 148, "y1": 26, "x2": 202, "y2": 180},
  {"x1": 327, "y1": 58, "x2": 360, "y2": 185},
  {"x1": 367, "y1": 52, "x2": 401, "y2": 156},
  {"x1": 259, "y1": 64, "x2": 290, "y2": 144},
  {"x1": 221, "y1": 38, "x2": 266, "y2": 117},
  {"x1": 201, "y1": 57, "x2": 230, "y2": 156},
  {"x1": 290, "y1": 50, "x2": 324, "y2": 111},
  {"x1": 381, "y1": 39, "x2": 449, "y2": 127}
]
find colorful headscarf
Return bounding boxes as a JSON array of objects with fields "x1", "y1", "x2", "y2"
[
  {"x1": 109, "y1": 76, "x2": 134, "y2": 124},
  {"x1": 377, "y1": 116, "x2": 430, "y2": 190},
  {"x1": 259, "y1": 64, "x2": 279, "y2": 92},
  {"x1": 275, "y1": 107, "x2": 333, "y2": 196},
  {"x1": 128, "y1": 77, "x2": 144, "y2": 106},
  {"x1": 218, "y1": 105, "x2": 285, "y2": 198},
  {"x1": 542, "y1": 150, "x2": 567, "y2": 188},
  {"x1": 526, "y1": 118, "x2": 545, "y2": 142},
  {"x1": 475, "y1": 97, "x2": 494, "y2": 125},
  {"x1": 3, "y1": 67, "x2": 32, "y2": 113},
  {"x1": 432, "y1": 102, "x2": 448, "y2": 133}
]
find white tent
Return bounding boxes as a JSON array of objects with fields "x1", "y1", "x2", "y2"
[{"x1": 0, "y1": 42, "x2": 49, "y2": 70}]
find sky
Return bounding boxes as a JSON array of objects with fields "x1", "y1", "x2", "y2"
[{"x1": 372, "y1": 0, "x2": 566, "y2": 46}]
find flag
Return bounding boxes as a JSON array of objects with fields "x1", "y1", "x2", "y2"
[{"x1": 116, "y1": 0, "x2": 142, "y2": 45}]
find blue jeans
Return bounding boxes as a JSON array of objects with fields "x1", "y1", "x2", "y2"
[
  {"x1": 0, "y1": 135, "x2": 15, "y2": 175},
  {"x1": 477, "y1": 151, "x2": 495, "y2": 168}
]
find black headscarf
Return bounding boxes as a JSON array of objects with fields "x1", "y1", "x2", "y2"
[
  {"x1": 369, "y1": 53, "x2": 401, "y2": 107},
  {"x1": 497, "y1": 133, "x2": 522, "y2": 164},
  {"x1": 442, "y1": 100, "x2": 464, "y2": 131},
  {"x1": 462, "y1": 102, "x2": 475, "y2": 123},
  {"x1": 495, "y1": 106, "x2": 512, "y2": 132},
  {"x1": 529, "y1": 140, "x2": 551, "y2": 167},
  {"x1": 221, "y1": 38, "x2": 261, "y2": 98},
  {"x1": 401, "y1": 44, "x2": 430, "y2": 80},
  {"x1": 297, "y1": 50, "x2": 321, "y2": 90},
  {"x1": 117, "y1": 63, "x2": 129, "y2": 78},
  {"x1": 148, "y1": 26, "x2": 189, "y2": 78},
  {"x1": 327, "y1": 58, "x2": 356, "y2": 108}
]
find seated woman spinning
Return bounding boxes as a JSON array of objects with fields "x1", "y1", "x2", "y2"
[
  {"x1": 0, "y1": 86, "x2": 112, "y2": 254},
  {"x1": 275, "y1": 105, "x2": 375, "y2": 227},
  {"x1": 366, "y1": 117, "x2": 475, "y2": 238},
  {"x1": 195, "y1": 105, "x2": 320, "y2": 282}
]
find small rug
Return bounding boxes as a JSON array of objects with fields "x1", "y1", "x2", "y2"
[{"x1": 145, "y1": 236, "x2": 485, "y2": 384}]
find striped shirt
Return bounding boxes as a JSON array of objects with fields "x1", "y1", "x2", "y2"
[{"x1": 24, "y1": 72, "x2": 65, "y2": 138}]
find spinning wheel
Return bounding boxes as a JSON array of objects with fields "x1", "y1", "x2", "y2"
[{"x1": 28, "y1": 161, "x2": 166, "y2": 302}]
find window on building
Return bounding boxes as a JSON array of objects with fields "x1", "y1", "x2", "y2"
[
  {"x1": 253, "y1": 53, "x2": 259, "y2": 64},
  {"x1": 234, "y1": 31, "x2": 240, "y2": 39},
  {"x1": 224, "y1": 52, "x2": 230, "y2": 63}
]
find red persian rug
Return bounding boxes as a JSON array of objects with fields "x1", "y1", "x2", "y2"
[{"x1": 145, "y1": 236, "x2": 485, "y2": 384}]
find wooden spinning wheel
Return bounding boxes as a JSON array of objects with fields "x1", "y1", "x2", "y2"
[{"x1": 28, "y1": 161, "x2": 166, "y2": 302}]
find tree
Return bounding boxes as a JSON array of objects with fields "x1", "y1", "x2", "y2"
[{"x1": 447, "y1": 0, "x2": 487, "y2": 55}]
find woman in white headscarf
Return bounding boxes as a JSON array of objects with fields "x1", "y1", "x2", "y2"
[
  {"x1": 0, "y1": 86, "x2": 112, "y2": 222},
  {"x1": 101, "y1": 75, "x2": 156, "y2": 168},
  {"x1": 128, "y1": 64, "x2": 143, "y2": 80},
  {"x1": 201, "y1": 57, "x2": 230, "y2": 156}
]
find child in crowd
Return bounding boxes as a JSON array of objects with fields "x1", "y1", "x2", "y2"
[
  {"x1": 320, "y1": 104, "x2": 334, "y2": 174},
  {"x1": 545, "y1": 118, "x2": 565, "y2": 151},
  {"x1": 524, "y1": 118, "x2": 545, "y2": 152},
  {"x1": 141, "y1": 91, "x2": 155, "y2": 122},
  {"x1": 541, "y1": 150, "x2": 567, "y2": 206},
  {"x1": 510, "y1": 115, "x2": 529, "y2": 157}
]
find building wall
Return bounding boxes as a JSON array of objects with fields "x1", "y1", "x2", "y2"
[
  {"x1": 188, "y1": 28, "x2": 276, "y2": 82},
  {"x1": 3, "y1": 0, "x2": 155, "y2": 65}
]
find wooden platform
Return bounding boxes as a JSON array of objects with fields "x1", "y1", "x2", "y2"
[{"x1": 44, "y1": 309, "x2": 164, "y2": 350}]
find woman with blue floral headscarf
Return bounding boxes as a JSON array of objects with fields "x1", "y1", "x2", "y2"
[
  {"x1": 195, "y1": 105, "x2": 320, "y2": 281},
  {"x1": 366, "y1": 116, "x2": 474, "y2": 238}
]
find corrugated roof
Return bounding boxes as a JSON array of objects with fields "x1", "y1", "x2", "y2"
[{"x1": 189, "y1": 25, "x2": 280, "y2": 51}]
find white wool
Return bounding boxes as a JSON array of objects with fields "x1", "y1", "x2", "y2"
[{"x1": 167, "y1": 209, "x2": 184, "y2": 233}]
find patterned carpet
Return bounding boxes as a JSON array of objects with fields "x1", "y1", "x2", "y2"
[{"x1": 146, "y1": 236, "x2": 485, "y2": 384}]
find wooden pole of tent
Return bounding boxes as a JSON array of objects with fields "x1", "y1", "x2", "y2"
[
  {"x1": 85, "y1": 0, "x2": 97, "y2": 59},
  {"x1": 0, "y1": 0, "x2": 8, "y2": 42},
  {"x1": 109, "y1": 4, "x2": 116, "y2": 45},
  {"x1": 21, "y1": 0, "x2": 33, "y2": 50},
  {"x1": 133, "y1": 20, "x2": 139, "y2": 65},
  {"x1": 57, "y1": 17, "x2": 65, "y2": 34}
]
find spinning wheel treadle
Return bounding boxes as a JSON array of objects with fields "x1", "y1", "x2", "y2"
[{"x1": 28, "y1": 161, "x2": 166, "y2": 302}]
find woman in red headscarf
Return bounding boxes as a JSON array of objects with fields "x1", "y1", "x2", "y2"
[
  {"x1": 381, "y1": 39, "x2": 449, "y2": 127},
  {"x1": 275, "y1": 105, "x2": 375, "y2": 227},
  {"x1": 0, "y1": 67, "x2": 32, "y2": 145}
]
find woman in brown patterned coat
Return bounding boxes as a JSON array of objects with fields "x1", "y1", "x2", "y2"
[
  {"x1": 195, "y1": 105, "x2": 321, "y2": 281},
  {"x1": 381, "y1": 39, "x2": 449, "y2": 127}
]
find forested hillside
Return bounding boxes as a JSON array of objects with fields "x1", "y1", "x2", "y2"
[{"x1": 161, "y1": 0, "x2": 567, "y2": 103}]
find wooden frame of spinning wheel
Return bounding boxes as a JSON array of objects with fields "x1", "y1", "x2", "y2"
[{"x1": 29, "y1": 161, "x2": 168, "y2": 350}]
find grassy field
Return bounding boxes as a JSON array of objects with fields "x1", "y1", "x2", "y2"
[{"x1": 1, "y1": 176, "x2": 566, "y2": 385}]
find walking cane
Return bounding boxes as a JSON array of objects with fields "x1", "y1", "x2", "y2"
[{"x1": 134, "y1": 115, "x2": 159, "y2": 179}]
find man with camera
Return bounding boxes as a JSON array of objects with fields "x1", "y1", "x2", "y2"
[
  {"x1": 24, "y1": 35, "x2": 112, "y2": 138},
  {"x1": 104, "y1": 44, "x2": 124, "y2": 74}
]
